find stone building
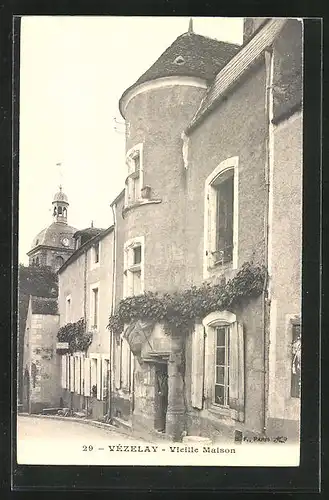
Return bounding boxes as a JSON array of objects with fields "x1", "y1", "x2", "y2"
[
  {"x1": 108, "y1": 18, "x2": 302, "y2": 442},
  {"x1": 27, "y1": 186, "x2": 77, "y2": 272},
  {"x1": 52, "y1": 18, "x2": 302, "y2": 443},
  {"x1": 57, "y1": 226, "x2": 114, "y2": 420},
  {"x1": 22, "y1": 296, "x2": 60, "y2": 413}
]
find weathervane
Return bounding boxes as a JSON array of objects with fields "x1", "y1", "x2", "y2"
[{"x1": 56, "y1": 162, "x2": 64, "y2": 188}]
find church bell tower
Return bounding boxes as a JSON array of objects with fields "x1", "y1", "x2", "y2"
[{"x1": 52, "y1": 185, "x2": 69, "y2": 224}]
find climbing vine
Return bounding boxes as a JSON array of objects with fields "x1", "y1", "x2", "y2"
[
  {"x1": 108, "y1": 262, "x2": 267, "y2": 336},
  {"x1": 57, "y1": 318, "x2": 92, "y2": 353}
]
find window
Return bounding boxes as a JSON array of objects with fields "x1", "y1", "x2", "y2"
[
  {"x1": 92, "y1": 288, "x2": 99, "y2": 328},
  {"x1": 204, "y1": 157, "x2": 239, "y2": 277},
  {"x1": 194, "y1": 311, "x2": 245, "y2": 422},
  {"x1": 125, "y1": 144, "x2": 143, "y2": 206},
  {"x1": 214, "y1": 174, "x2": 234, "y2": 264},
  {"x1": 65, "y1": 295, "x2": 71, "y2": 324},
  {"x1": 214, "y1": 326, "x2": 230, "y2": 406},
  {"x1": 291, "y1": 321, "x2": 301, "y2": 398},
  {"x1": 94, "y1": 242, "x2": 100, "y2": 263},
  {"x1": 35, "y1": 256, "x2": 40, "y2": 266},
  {"x1": 123, "y1": 237, "x2": 144, "y2": 297},
  {"x1": 90, "y1": 241, "x2": 100, "y2": 268},
  {"x1": 58, "y1": 206, "x2": 63, "y2": 215}
]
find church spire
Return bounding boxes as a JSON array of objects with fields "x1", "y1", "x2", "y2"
[{"x1": 188, "y1": 18, "x2": 194, "y2": 34}]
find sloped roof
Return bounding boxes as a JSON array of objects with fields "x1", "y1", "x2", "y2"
[
  {"x1": 73, "y1": 227, "x2": 104, "y2": 240},
  {"x1": 186, "y1": 19, "x2": 286, "y2": 133},
  {"x1": 58, "y1": 225, "x2": 114, "y2": 274},
  {"x1": 119, "y1": 32, "x2": 240, "y2": 114},
  {"x1": 29, "y1": 222, "x2": 77, "y2": 253},
  {"x1": 31, "y1": 296, "x2": 58, "y2": 315}
]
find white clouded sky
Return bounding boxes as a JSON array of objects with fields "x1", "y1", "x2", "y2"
[{"x1": 19, "y1": 16, "x2": 243, "y2": 264}]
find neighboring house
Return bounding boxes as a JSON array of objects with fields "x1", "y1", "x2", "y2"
[
  {"x1": 22, "y1": 296, "x2": 60, "y2": 413},
  {"x1": 109, "y1": 18, "x2": 302, "y2": 442},
  {"x1": 57, "y1": 226, "x2": 114, "y2": 420}
]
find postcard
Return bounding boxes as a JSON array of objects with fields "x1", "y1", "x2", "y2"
[{"x1": 16, "y1": 16, "x2": 302, "y2": 467}]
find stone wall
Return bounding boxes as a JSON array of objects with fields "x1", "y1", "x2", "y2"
[
  {"x1": 23, "y1": 306, "x2": 61, "y2": 413},
  {"x1": 266, "y1": 111, "x2": 302, "y2": 440}
]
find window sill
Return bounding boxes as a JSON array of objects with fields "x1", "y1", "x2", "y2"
[
  {"x1": 207, "y1": 404, "x2": 232, "y2": 418},
  {"x1": 122, "y1": 198, "x2": 162, "y2": 217}
]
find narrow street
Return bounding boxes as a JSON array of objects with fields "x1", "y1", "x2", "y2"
[{"x1": 17, "y1": 415, "x2": 155, "y2": 465}]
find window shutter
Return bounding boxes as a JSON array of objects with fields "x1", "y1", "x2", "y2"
[
  {"x1": 115, "y1": 340, "x2": 122, "y2": 390},
  {"x1": 69, "y1": 356, "x2": 75, "y2": 392},
  {"x1": 101, "y1": 357, "x2": 109, "y2": 400},
  {"x1": 97, "y1": 357, "x2": 102, "y2": 400},
  {"x1": 74, "y1": 355, "x2": 79, "y2": 394},
  {"x1": 229, "y1": 322, "x2": 245, "y2": 422},
  {"x1": 84, "y1": 358, "x2": 91, "y2": 396},
  {"x1": 61, "y1": 355, "x2": 67, "y2": 389},
  {"x1": 191, "y1": 323, "x2": 205, "y2": 409}
]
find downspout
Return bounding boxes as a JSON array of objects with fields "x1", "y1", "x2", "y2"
[
  {"x1": 263, "y1": 47, "x2": 274, "y2": 435},
  {"x1": 109, "y1": 203, "x2": 118, "y2": 422},
  {"x1": 83, "y1": 252, "x2": 87, "y2": 413}
]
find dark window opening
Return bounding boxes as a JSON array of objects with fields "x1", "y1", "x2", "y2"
[
  {"x1": 94, "y1": 243, "x2": 100, "y2": 263},
  {"x1": 93, "y1": 288, "x2": 99, "y2": 328},
  {"x1": 214, "y1": 326, "x2": 230, "y2": 407},
  {"x1": 291, "y1": 323, "x2": 301, "y2": 398},
  {"x1": 58, "y1": 206, "x2": 63, "y2": 215},
  {"x1": 214, "y1": 174, "x2": 234, "y2": 264},
  {"x1": 35, "y1": 256, "x2": 40, "y2": 266},
  {"x1": 133, "y1": 245, "x2": 142, "y2": 265},
  {"x1": 134, "y1": 152, "x2": 140, "y2": 172}
]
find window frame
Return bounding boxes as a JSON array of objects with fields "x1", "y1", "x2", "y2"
[
  {"x1": 214, "y1": 325, "x2": 230, "y2": 408},
  {"x1": 123, "y1": 236, "x2": 145, "y2": 298},
  {"x1": 202, "y1": 310, "x2": 237, "y2": 415},
  {"x1": 90, "y1": 241, "x2": 101, "y2": 269},
  {"x1": 203, "y1": 157, "x2": 239, "y2": 278},
  {"x1": 89, "y1": 282, "x2": 100, "y2": 331},
  {"x1": 124, "y1": 143, "x2": 144, "y2": 206}
]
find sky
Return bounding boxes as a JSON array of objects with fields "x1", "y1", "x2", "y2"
[{"x1": 19, "y1": 16, "x2": 244, "y2": 264}]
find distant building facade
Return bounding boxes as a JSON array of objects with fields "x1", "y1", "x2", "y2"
[
  {"x1": 57, "y1": 226, "x2": 114, "y2": 420},
  {"x1": 22, "y1": 296, "x2": 60, "y2": 413}
]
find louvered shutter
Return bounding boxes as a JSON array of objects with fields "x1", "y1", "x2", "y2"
[
  {"x1": 97, "y1": 356, "x2": 102, "y2": 400},
  {"x1": 101, "y1": 357, "x2": 109, "y2": 400},
  {"x1": 69, "y1": 356, "x2": 75, "y2": 392},
  {"x1": 229, "y1": 322, "x2": 245, "y2": 422},
  {"x1": 84, "y1": 358, "x2": 91, "y2": 396},
  {"x1": 61, "y1": 355, "x2": 67, "y2": 389},
  {"x1": 191, "y1": 323, "x2": 205, "y2": 409},
  {"x1": 114, "y1": 339, "x2": 121, "y2": 390},
  {"x1": 74, "y1": 355, "x2": 80, "y2": 394}
]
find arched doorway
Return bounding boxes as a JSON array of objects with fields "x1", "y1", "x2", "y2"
[{"x1": 23, "y1": 368, "x2": 30, "y2": 413}]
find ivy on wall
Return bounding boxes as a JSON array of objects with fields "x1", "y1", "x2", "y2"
[
  {"x1": 108, "y1": 262, "x2": 267, "y2": 336},
  {"x1": 57, "y1": 318, "x2": 92, "y2": 353}
]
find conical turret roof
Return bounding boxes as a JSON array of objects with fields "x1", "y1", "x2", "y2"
[{"x1": 119, "y1": 31, "x2": 240, "y2": 115}]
